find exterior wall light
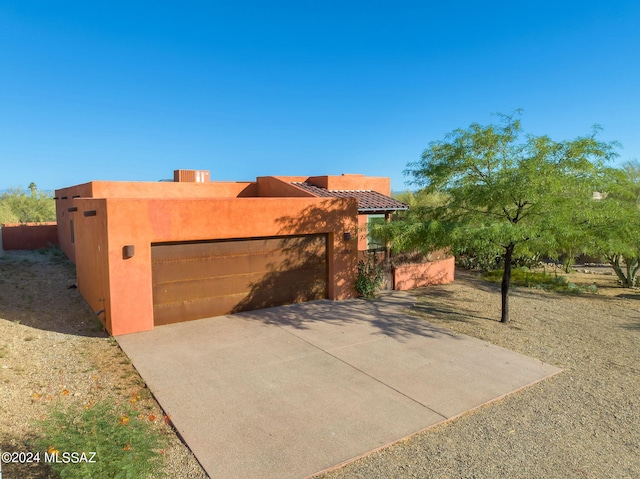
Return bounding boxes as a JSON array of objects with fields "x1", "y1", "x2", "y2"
[{"x1": 122, "y1": 245, "x2": 135, "y2": 259}]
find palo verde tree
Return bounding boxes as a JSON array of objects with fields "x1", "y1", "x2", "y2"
[{"x1": 390, "y1": 112, "x2": 617, "y2": 323}]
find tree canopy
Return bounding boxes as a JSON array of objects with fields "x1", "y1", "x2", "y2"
[
  {"x1": 584, "y1": 161, "x2": 640, "y2": 286},
  {"x1": 382, "y1": 112, "x2": 618, "y2": 323},
  {"x1": 0, "y1": 186, "x2": 56, "y2": 225}
]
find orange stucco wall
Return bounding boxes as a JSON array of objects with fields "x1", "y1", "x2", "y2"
[
  {"x1": 56, "y1": 180, "x2": 257, "y2": 202},
  {"x1": 56, "y1": 182, "x2": 94, "y2": 263},
  {"x1": 357, "y1": 214, "x2": 369, "y2": 251},
  {"x1": 253, "y1": 176, "x2": 390, "y2": 252},
  {"x1": 56, "y1": 175, "x2": 384, "y2": 267},
  {"x1": 71, "y1": 196, "x2": 358, "y2": 335},
  {"x1": 56, "y1": 180, "x2": 258, "y2": 264},
  {"x1": 308, "y1": 174, "x2": 391, "y2": 196},
  {"x1": 1, "y1": 223, "x2": 58, "y2": 250},
  {"x1": 264, "y1": 175, "x2": 391, "y2": 196},
  {"x1": 393, "y1": 256, "x2": 455, "y2": 290},
  {"x1": 90, "y1": 180, "x2": 257, "y2": 199},
  {"x1": 73, "y1": 199, "x2": 112, "y2": 331},
  {"x1": 256, "y1": 177, "x2": 316, "y2": 197}
]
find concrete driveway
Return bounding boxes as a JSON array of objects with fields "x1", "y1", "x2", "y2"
[{"x1": 116, "y1": 292, "x2": 561, "y2": 479}]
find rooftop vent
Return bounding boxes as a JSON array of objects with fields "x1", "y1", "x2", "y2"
[{"x1": 174, "y1": 169, "x2": 211, "y2": 183}]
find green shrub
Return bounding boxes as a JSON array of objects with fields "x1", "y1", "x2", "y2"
[
  {"x1": 482, "y1": 268, "x2": 596, "y2": 294},
  {"x1": 33, "y1": 399, "x2": 167, "y2": 479},
  {"x1": 455, "y1": 251, "x2": 500, "y2": 272},
  {"x1": 0, "y1": 187, "x2": 56, "y2": 224},
  {"x1": 355, "y1": 254, "x2": 384, "y2": 299}
]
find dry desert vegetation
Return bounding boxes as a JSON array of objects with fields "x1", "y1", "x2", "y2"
[{"x1": 0, "y1": 249, "x2": 207, "y2": 479}]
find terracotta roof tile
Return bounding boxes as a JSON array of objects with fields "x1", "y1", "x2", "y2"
[{"x1": 291, "y1": 182, "x2": 409, "y2": 213}]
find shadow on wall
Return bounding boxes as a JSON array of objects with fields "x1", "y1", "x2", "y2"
[
  {"x1": 231, "y1": 201, "x2": 356, "y2": 314},
  {"x1": 229, "y1": 234, "x2": 328, "y2": 313},
  {"x1": 393, "y1": 257, "x2": 455, "y2": 290},
  {"x1": 232, "y1": 201, "x2": 463, "y2": 341}
]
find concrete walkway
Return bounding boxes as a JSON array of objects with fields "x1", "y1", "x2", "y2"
[{"x1": 116, "y1": 292, "x2": 561, "y2": 479}]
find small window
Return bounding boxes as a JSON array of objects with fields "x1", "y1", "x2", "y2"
[
  {"x1": 367, "y1": 214, "x2": 386, "y2": 249},
  {"x1": 70, "y1": 220, "x2": 75, "y2": 244}
]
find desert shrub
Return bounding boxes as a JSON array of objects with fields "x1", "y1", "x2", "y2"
[
  {"x1": 355, "y1": 254, "x2": 384, "y2": 299},
  {"x1": 456, "y1": 250, "x2": 501, "y2": 272},
  {"x1": 483, "y1": 268, "x2": 597, "y2": 294},
  {"x1": 512, "y1": 254, "x2": 543, "y2": 269},
  {"x1": 0, "y1": 187, "x2": 56, "y2": 224},
  {"x1": 33, "y1": 399, "x2": 167, "y2": 479},
  {"x1": 0, "y1": 200, "x2": 19, "y2": 224}
]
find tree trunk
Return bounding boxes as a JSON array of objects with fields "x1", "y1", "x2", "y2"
[
  {"x1": 501, "y1": 242, "x2": 515, "y2": 323},
  {"x1": 609, "y1": 254, "x2": 633, "y2": 287},
  {"x1": 563, "y1": 250, "x2": 575, "y2": 273},
  {"x1": 627, "y1": 257, "x2": 639, "y2": 287}
]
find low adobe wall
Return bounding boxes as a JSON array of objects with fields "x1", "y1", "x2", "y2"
[
  {"x1": 393, "y1": 256, "x2": 455, "y2": 290},
  {"x1": 1, "y1": 222, "x2": 58, "y2": 250}
]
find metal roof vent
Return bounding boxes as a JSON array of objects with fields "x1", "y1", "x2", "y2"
[{"x1": 173, "y1": 169, "x2": 211, "y2": 183}]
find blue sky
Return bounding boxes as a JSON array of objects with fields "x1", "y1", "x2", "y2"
[{"x1": 1, "y1": 1, "x2": 639, "y2": 192}]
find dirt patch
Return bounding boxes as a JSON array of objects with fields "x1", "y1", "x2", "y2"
[{"x1": 0, "y1": 250, "x2": 208, "y2": 479}]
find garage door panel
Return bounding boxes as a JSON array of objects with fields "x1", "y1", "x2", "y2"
[
  {"x1": 153, "y1": 255, "x2": 273, "y2": 282},
  {"x1": 153, "y1": 254, "x2": 326, "y2": 291},
  {"x1": 237, "y1": 269, "x2": 327, "y2": 303},
  {"x1": 153, "y1": 267, "x2": 328, "y2": 308},
  {"x1": 153, "y1": 294, "x2": 245, "y2": 327},
  {"x1": 152, "y1": 235, "x2": 328, "y2": 325},
  {"x1": 152, "y1": 241, "x2": 326, "y2": 281},
  {"x1": 153, "y1": 271, "x2": 271, "y2": 304}
]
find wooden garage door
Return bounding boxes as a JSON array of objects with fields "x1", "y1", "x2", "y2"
[{"x1": 151, "y1": 235, "x2": 328, "y2": 326}]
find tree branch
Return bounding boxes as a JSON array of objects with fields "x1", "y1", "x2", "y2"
[{"x1": 503, "y1": 206, "x2": 514, "y2": 222}]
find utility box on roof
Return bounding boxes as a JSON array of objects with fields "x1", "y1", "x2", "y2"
[{"x1": 174, "y1": 169, "x2": 211, "y2": 183}]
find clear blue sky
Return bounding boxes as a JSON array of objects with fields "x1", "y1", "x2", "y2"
[{"x1": 1, "y1": 1, "x2": 639, "y2": 192}]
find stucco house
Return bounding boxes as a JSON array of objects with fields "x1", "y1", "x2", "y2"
[{"x1": 55, "y1": 171, "x2": 445, "y2": 335}]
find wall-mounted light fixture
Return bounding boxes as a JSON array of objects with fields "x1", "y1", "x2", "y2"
[
  {"x1": 343, "y1": 232, "x2": 352, "y2": 241},
  {"x1": 122, "y1": 245, "x2": 135, "y2": 259}
]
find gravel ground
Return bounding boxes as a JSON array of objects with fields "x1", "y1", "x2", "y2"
[
  {"x1": 0, "y1": 250, "x2": 208, "y2": 479},
  {"x1": 1, "y1": 250, "x2": 638, "y2": 479}
]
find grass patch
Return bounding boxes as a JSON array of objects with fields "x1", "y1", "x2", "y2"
[
  {"x1": 38, "y1": 245, "x2": 68, "y2": 263},
  {"x1": 483, "y1": 268, "x2": 598, "y2": 294},
  {"x1": 33, "y1": 399, "x2": 167, "y2": 479}
]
